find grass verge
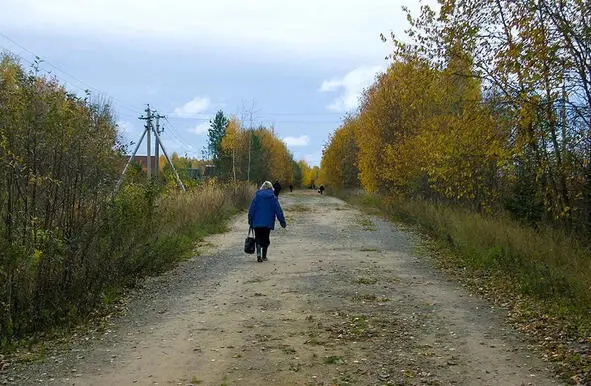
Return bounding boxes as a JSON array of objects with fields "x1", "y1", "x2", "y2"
[{"x1": 340, "y1": 191, "x2": 591, "y2": 384}]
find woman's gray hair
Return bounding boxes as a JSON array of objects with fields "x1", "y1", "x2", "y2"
[{"x1": 260, "y1": 181, "x2": 274, "y2": 190}]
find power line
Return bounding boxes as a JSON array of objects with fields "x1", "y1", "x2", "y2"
[
  {"x1": 1, "y1": 45, "x2": 37, "y2": 67},
  {"x1": 264, "y1": 120, "x2": 342, "y2": 124},
  {"x1": 163, "y1": 118, "x2": 189, "y2": 146},
  {"x1": 1, "y1": 32, "x2": 349, "y2": 123},
  {"x1": 119, "y1": 110, "x2": 200, "y2": 158},
  {"x1": 0, "y1": 45, "x2": 101, "y2": 100},
  {"x1": 1, "y1": 32, "x2": 341, "y2": 159},
  {"x1": 1, "y1": 33, "x2": 204, "y2": 160},
  {"x1": 255, "y1": 112, "x2": 344, "y2": 116},
  {"x1": 0, "y1": 31, "x2": 142, "y2": 115},
  {"x1": 0, "y1": 32, "x2": 38, "y2": 58},
  {"x1": 167, "y1": 115, "x2": 342, "y2": 124},
  {"x1": 168, "y1": 112, "x2": 343, "y2": 118},
  {"x1": 167, "y1": 110, "x2": 345, "y2": 125},
  {"x1": 166, "y1": 128, "x2": 197, "y2": 155},
  {"x1": 163, "y1": 117, "x2": 199, "y2": 155}
]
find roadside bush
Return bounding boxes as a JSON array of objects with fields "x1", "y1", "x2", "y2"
[
  {"x1": 0, "y1": 55, "x2": 256, "y2": 344},
  {"x1": 0, "y1": 180, "x2": 255, "y2": 343}
]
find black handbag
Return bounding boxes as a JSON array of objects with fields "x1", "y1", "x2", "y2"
[{"x1": 244, "y1": 227, "x2": 256, "y2": 254}]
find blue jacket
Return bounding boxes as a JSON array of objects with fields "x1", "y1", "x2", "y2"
[{"x1": 248, "y1": 189, "x2": 286, "y2": 230}]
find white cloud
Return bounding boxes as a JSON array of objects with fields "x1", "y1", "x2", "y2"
[
  {"x1": 283, "y1": 135, "x2": 310, "y2": 147},
  {"x1": 188, "y1": 121, "x2": 210, "y2": 135},
  {"x1": 319, "y1": 79, "x2": 341, "y2": 92},
  {"x1": 173, "y1": 97, "x2": 210, "y2": 118},
  {"x1": 320, "y1": 65, "x2": 385, "y2": 112},
  {"x1": 303, "y1": 151, "x2": 322, "y2": 167}
]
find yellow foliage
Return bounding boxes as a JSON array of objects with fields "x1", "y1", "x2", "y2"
[
  {"x1": 218, "y1": 118, "x2": 296, "y2": 184},
  {"x1": 353, "y1": 59, "x2": 439, "y2": 193},
  {"x1": 321, "y1": 55, "x2": 508, "y2": 209},
  {"x1": 299, "y1": 160, "x2": 319, "y2": 187},
  {"x1": 320, "y1": 118, "x2": 359, "y2": 189}
]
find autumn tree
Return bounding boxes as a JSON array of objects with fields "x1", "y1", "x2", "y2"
[
  {"x1": 218, "y1": 120, "x2": 297, "y2": 185},
  {"x1": 322, "y1": 41, "x2": 505, "y2": 210},
  {"x1": 298, "y1": 160, "x2": 314, "y2": 187},
  {"x1": 220, "y1": 117, "x2": 241, "y2": 181},
  {"x1": 0, "y1": 55, "x2": 122, "y2": 336},
  {"x1": 320, "y1": 0, "x2": 590, "y2": 233},
  {"x1": 394, "y1": 0, "x2": 591, "y2": 228},
  {"x1": 353, "y1": 58, "x2": 438, "y2": 195},
  {"x1": 320, "y1": 117, "x2": 360, "y2": 190}
]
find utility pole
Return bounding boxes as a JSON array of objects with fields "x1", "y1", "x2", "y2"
[
  {"x1": 151, "y1": 125, "x2": 186, "y2": 191},
  {"x1": 242, "y1": 100, "x2": 258, "y2": 182},
  {"x1": 146, "y1": 106, "x2": 152, "y2": 178},
  {"x1": 154, "y1": 113, "x2": 166, "y2": 178},
  {"x1": 115, "y1": 127, "x2": 147, "y2": 192},
  {"x1": 116, "y1": 104, "x2": 186, "y2": 192},
  {"x1": 138, "y1": 105, "x2": 153, "y2": 179},
  {"x1": 248, "y1": 114, "x2": 252, "y2": 182}
]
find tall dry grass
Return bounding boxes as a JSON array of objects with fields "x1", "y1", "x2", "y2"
[
  {"x1": 158, "y1": 181, "x2": 253, "y2": 238},
  {"x1": 1, "y1": 181, "x2": 255, "y2": 344},
  {"x1": 344, "y1": 192, "x2": 591, "y2": 335},
  {"x1": 140, "y1": 182, "x2": 255, "y2": 272}
]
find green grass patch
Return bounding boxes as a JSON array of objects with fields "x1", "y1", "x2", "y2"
[
  {"x1": 142, "y1": 214, "x2": 232, "y2": 275},
  {"x1": 354, "y1": 277, "x2": 378, "y2": 285},
  {"x1": 356, "y1": 217, "x2": 376, "y2": 231},
  {"x1": 281, "y1": 345, "x2": 297, "y2": 354},
  {"x1": 285, "y1": 204, "x2": 310, "y2": 212},
  {"x1": 348, "y1": 315, "x2": 370, "y2": 336},
  {"x1": 352, "y1": 294, "x2": 390, "y2": 303},
  {"x1": 101, "y1": 286, "x2": 124, "y2": 305},
  {"x1": 324, "y1": 355, "x2": 345, "y2": 365}
]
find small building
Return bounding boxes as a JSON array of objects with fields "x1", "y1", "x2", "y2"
[
  {"x1": 204, "y1": 165, "x2": 215, "y2": 177},
  {"x1": 131, "y1": 155, "x2": 158, "y2": 172},
  {"x1": 184, "y1": 168, "x2": 201, "y2": 179}
]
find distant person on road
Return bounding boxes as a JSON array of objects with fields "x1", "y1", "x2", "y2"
[
  {"x1": 248, "y1": 181, "x2": 287, "y2": 262},
  {"x1": 273, "y1": 180, "x2": 281, "y2": 197},
  {"x1": 289, "y1": 184, "x2": 293, "y2": 192},
  {"x1": 319, "y1": 184, "x2": 325, "y2": 195}
]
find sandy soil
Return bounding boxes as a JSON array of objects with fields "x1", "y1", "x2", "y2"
[{"x1": 3, "y1": 190, "x2": 562, "y2": 385}]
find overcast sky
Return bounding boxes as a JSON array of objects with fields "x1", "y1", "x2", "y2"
[{"x1": 1, "y1": 0, "x2": 430, "y2": 165}]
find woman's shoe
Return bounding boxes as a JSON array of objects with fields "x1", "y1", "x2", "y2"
[{"x1": 257, "y1": 256, "x2": 263, "y2": 262}]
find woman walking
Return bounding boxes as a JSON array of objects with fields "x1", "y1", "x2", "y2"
[{"x1": 248, "y1": 181, "x2": 287, "y2": 262}]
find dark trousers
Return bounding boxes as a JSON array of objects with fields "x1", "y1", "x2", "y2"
[{"x1": 254, "y1": 227, "x2": 271, "y2": 257}]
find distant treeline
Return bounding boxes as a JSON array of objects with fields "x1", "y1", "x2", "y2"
[{"x1": 205, "y1": 111, "x2": 319, "y2": 187}]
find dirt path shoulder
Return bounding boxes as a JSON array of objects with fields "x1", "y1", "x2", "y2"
[{"x1": 4, "y1": 191, "x2": 561, "y2": 385}]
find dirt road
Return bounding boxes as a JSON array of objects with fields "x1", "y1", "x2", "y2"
[{"x1": 5, "y1": 191, "x2": 561, "y2": 385}]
